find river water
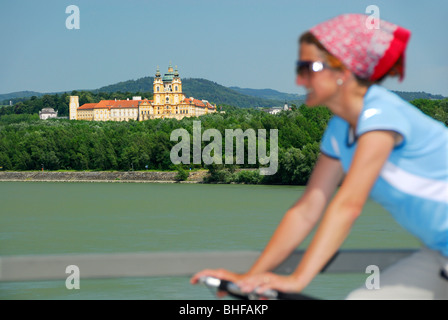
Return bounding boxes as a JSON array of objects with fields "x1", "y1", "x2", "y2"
[{"x1": 0, "y1": 181, "x2": 420, "y2": 300}]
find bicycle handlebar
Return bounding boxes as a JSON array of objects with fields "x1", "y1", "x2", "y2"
[{"x1": 199, "y1": 276, "x2": 318, "y2": 300}]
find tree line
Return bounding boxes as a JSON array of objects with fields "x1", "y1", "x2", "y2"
[
  {"x1": 0, "y1": 95, "x2": 446, "y2": 185},
  {"x1": 0, "y1": 104, "x2": 331, "y2": 185},
  {"x1": 0, "y1": 91, "x2": 154, "y2": 118}
]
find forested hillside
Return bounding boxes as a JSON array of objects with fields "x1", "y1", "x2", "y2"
[
  {"x1": 0, "y1": 91, "x2": 154, "y2": 118},
  {"x1": 0, "y1": 105, "x2": 331, "y2": 184},
  {"x1": 3, "y1": 76, "x2": 443, "y2": 111},
  {"x1": 93, "y1": 77, "x2": 284, "y2": 108},
  {"x1": 1, "y1": 78, "x2": 283, "y2": 110},
  {"x1": 0, "y1": 98, "x2": 446, "y2": 185}
]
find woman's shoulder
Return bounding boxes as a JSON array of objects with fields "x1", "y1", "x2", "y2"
[
  {"x1": 361, "y1": 84, "x2": 440, "y2": 124},
  {"x1": 359, "y1": 85, "x2": 448, "y2": 145},
  {"x1": 364, "y1": 85, "x2": 410, "y2": 109}
]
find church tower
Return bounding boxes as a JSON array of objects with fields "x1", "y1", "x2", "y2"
[
  {"x1": 69, "y1": 96, "x2": 79, "y2": 120},
  {"x1": 172, "y1": 66, "x2": 182, "y2": 98},
  {"x1": 152, "y1": 63, "x2": 185, "y2": 117},
  {"x1": 153, "y1": 66, "x2": 163, "y2": 106}
]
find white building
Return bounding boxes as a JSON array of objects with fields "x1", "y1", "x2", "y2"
[
  {"x1": 263, "y1": 103, "x2": 291, "y2": 115},
  {"x1": 39, "y1": 108, "x2": 58, "y2": 120}
]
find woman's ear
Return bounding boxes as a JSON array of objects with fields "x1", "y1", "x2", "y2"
[
  {"x1": 335, "y1": 68, "x2": 351, "y2": 86},
  {"x1": 342, "y1": 68, "x2": 352, "y2": 82}
]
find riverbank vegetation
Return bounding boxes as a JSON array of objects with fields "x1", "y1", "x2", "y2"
[
  {"x1": 0, "y1": 98, "x2": 446, "y2": 185},
  {"x1": 0, "y1": 91, "x2": 154, "y2": 118}
]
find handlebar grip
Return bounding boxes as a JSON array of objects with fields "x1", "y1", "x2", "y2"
[{"x1": 201, "y1": 277, "x2": 318, "y2": 300}]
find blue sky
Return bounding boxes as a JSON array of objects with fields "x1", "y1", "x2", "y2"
[{"x1": 1, "y1": 0, "x2": 447, "y2": 96}]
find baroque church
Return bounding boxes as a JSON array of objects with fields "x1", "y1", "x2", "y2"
[{"x1": 69, "y1": 64, "x2": 217, "y2": 122}]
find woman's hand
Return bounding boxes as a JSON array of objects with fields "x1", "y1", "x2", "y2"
[
  {"x1": 236, "y1": 272, "x2": 304, "y2": 295},
  {"x1": 190, "y1": 268, "x2": 243, "y2": 285},
  {"x1": 190, "y1": 268, "x2": 245, "y2": 298},
  {"x1": 191, "y1": 269, "x2": 305, "y2": 297}
]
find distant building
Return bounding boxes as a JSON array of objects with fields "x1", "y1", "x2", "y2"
[
  {"x1": 263, "y1": 102, "x2": 291, "y2": 115},
  {"x1": 69, "y1": 64, "x2": 217, "y2": 121},
  {"x1": 39, "y1": 108, "x2": 58, "y2": 120},
  {"x1": 263, "y1": 107, "x2": 283, "y2": 115},
  {"x1": 69, "y1": 96, "x2": 79, "y2": 120}
]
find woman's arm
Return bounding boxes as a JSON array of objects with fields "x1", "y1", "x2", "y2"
[
  {"x1": 246, "y1": 153, "x2": 344, "y2": 275},
  {"x1": 237, "y1": 130, "x2": 396, "y2": 293},
  {"x1": 190, "y1": 153, "x2": 343, "y2": 284}
]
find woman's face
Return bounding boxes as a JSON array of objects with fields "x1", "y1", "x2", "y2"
[{"x1": 296, "y1": 42, "x2": 341, "y2": 107}]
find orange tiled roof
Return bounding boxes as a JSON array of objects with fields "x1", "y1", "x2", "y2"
[
  {"x1": 96, "y1": 100, "x2": 116, "y2": 109},
  {"x1": 110, "y1": 100, "x2": 139, "y2": 109},
  {"x1": 77, "y1": 103, "x2": 98, "y2": 110},
  {"x1": 79, "y1": 100, "x2": 142, "y2": 110},
  {"x1": 79, "y1": 98, "x2": 214, "y2": 111},
  {"x1": 183, "y1": 97, "x2": 207, "y2": 107}
]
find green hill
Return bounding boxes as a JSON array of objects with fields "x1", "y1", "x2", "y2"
[
  {"x1": 0, "y1": 91, "x2": 44, "y2": 102},
  {"x1": 93, "y1": 77, "x2": 283, "y2": 108},
  {"x1": 91, "y1": 77, "x2": 154, "y2": 94},
  {"x1": 0, "y1": 78, "x2": 285, "y2": 109},
  {"x1": 230, "y1": 86, "x2": 305, "y2": 101},
  {"x1": 1, "y1": 76, "x2": 445, "y2": 108},
  {"x1": 230, "y1": 86, "x2": 445, "y2": 103},
  {"x1": 182, "y1": 78, "x2": 283, "y2": 108},
  {"x1": 390, "y1": 91, "x2": 445, "y2": 101}
]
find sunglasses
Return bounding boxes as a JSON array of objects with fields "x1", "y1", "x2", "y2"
[{"x1": 296, "y1": 61, "x2": 329, "y2": 76}]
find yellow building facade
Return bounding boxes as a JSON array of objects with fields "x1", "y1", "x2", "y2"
[{"x1": 70, "y1": 64, "x2": 217, "y2": 121}]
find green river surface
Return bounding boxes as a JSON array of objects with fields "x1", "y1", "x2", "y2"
[{"x1": 0, "y1": 181, "x2": 420, "y2": 300}]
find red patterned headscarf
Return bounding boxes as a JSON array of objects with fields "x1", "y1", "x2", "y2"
[{"x1": 310, "y1": 14, "x2": 411, "y2": 81}]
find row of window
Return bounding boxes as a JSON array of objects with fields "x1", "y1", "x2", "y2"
[
  {"x1": 77, "y1": 107, "x2": 207, "y2": 119},
  {"x1": 156, "y1": 85, "x2": 179, "y2": 92}
]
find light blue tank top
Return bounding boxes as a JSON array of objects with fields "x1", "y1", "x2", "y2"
[{"x1": 320, "y1": 85, "x2": 448, "y2": 256}]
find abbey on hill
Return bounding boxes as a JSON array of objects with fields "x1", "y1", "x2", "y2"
[{"x1": 69, "y1": 64, "x2": 217, "y2": 121}]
